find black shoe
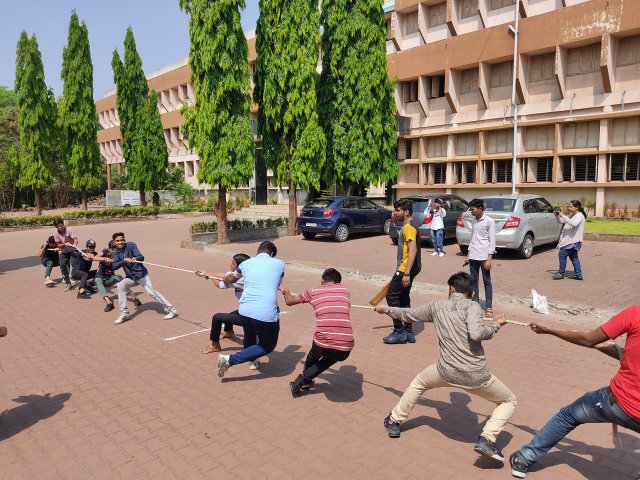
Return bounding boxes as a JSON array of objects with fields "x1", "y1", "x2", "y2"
[
  {"x1": 289, "y1": 381, "x2": 302, "y2": 398},
  {"x1": 77, "y1": 291, "x2": 91, "y2": 299},
  {"x1": 474, "y1": 435, "x2": 504, "y2": 463},
  {"x1": 552, "y1": 273, "x2": 564, "y2": 280},
  {"x1": 104, "y1": 303, "x2": 115, "y2": 312},
  {"x1": 384, "y1": 414, "x2": 400, "y2": 438},
  {"x1": 86, "y1": 286, "x2": 97, "y2": 294},
  {"x1": 509, "y1": 452, "x2": 528, "y2": 478},
  {"x1": 133, "y1": 298, "x2": 142, "y2": 307},
  {"x1": 300, "y1": 379, "x2": 315, "y2": 391},
  {"x1": 572, "y1": 275, "x2": 583, "y2": 281}
]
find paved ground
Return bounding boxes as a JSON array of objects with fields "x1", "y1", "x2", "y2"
[{"x1": 1, "y1": 216, "x2": 638, "y2": 479}]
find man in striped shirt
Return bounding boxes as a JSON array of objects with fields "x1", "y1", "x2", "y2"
[{"x1": 282, "y1": 268, "x2": 354, "y2": 397}]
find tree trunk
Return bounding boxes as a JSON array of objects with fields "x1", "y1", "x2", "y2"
[
  {"x1": 288, "y1": 180, "x2": 298, "y2": 236},
  {"x1": 81, "y1": 186, "x2": 88, "y2": 210},
  {"x1": 217, "y1": 186, "x2": 230, "y2": 244},
  {"x1": 139, "y1": 184, "x2": 147, "y2": 207},
  {"x1": 346, "y1": 181, "x2": 355, "y2": 196},
  {"x1": 35, "y1": 189, "x2": 42, "y2": 215}
]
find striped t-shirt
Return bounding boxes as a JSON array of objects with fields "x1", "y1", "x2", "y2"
[{"x1": 298, "y1": 283, "x2": 354, "y2": 352}]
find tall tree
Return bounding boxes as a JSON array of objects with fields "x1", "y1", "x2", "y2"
[
  {"x1": 0, "y1": 106, "x2": 20, "y2": 211},
  {"x1": 179, "y1": 0, "x2": 255, "y2": 244},
  {"x1": 14, "y1": 33, "x2": 57, "y2": 215},
  {"x1": 319, "y1": 0, "x2": 398, "y2": 194},
  {"x1": 255, "y1": 0, "x2": 326, "y2": 235},
  {"x1": 59, "y1": 11, "x2": 102, "y2": 210}
]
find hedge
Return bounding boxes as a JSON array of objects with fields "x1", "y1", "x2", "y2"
[
  {"x1": 0, "y1": 206, "x2": 160, "y2": 228},
  {"x1": 190, "y1": 217, "x2": 288, "y2": 233}
]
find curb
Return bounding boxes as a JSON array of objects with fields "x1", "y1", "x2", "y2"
[{"x1": 584, "y1": 232, "x2": 640, "y2": 244}]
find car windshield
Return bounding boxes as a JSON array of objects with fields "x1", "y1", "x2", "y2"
[
  {"x1": 305, "y1": 199, "x2": 333, "y2": 208},
  {"x1": 482, "y1": 198, "x2": 516, "y2": 212},
  {"x1": 411, "y1": 201, "x2": 430, "y2": 213}
]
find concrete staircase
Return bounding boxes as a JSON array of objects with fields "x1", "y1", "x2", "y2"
[{"x1": 228, "y1": 204, "x2": 290, "y2": 221}]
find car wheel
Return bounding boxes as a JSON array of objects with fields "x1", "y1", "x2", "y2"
[
  {"x1": 302, "y1": 232, "x2": 316, "y2": 240},
  {"x1": 391, "y1": 237, "x2": 398, "y2": 246},
  {"x1": 334, "y1": 223, "x2": 349, "y2": 242},
  {"x1": 518, "y1": 233, "x2": 534, "y2": 259},
  {"x1": 458, "y1": 244, "x2": 468, "y2": 254},
  {"x1": 383, "y1": 219, "x2": 391, "y2": 235}
]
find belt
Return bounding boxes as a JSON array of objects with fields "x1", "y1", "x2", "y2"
[{"x1": 607, "y1": 386, "x2": 618, "y2": 406}]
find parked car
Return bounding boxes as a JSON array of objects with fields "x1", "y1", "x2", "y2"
[
  {"x1": 455, "y1": 194, "x2": 562, "y2": 259},
  {"x1": 298, "y1": 196, "x2": 392, "y2": 242},
  {"x1": 388, "y1": 194, "x2": 470, "y2": 247}
]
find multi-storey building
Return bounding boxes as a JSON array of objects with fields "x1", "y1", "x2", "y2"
[{"x1": 387, "y1": 0, "x2": 640, "y2": 215}]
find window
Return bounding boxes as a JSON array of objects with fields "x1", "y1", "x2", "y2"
[
  {"x1": 358, "y1": 199, "x2": 377, "y2": 209},
  {"x1": 489, "y1": 0, "x2": 515, "y2": 10},
  {"x1": 429, "y1": 3, "x2": 446, "y2": 28},
  {"x1": 560, "y1": 155, "x2": 597, "y2": 182},
  {"x1": 490, "y1": 61, "x2": 513, "y2": 88},
  {"x1": 609, "y1": 154, "x2": 640, "y2": 181},
  {"x1": 459, "y1": 0, "x2": 478, "y2": 19},
  {"x1": 484, "y1": 160, "x2": 513, "y2": 183},
  {"x1": 617, "y1": 35, "x2": 640, "y2": 66},
  {"x1": 402, "y1": 80, "x2": 419, "y2": 103},
  {"x1": 611, "y1": 118, "x2": 640, "y2": 146},
  {"x1": 404, "y1": 11, "x2": 419, "y2": 35},
  {"x1": 456, "y1": 133, "x2": 477, "y2": 156},
  {"x1": 525, "y1": 126, "x2": 554, "y2": 151},
  {"x1": 530, "y1": 53, "x2": 555, "y2": 82},
  {"x1": 453, "y1": 161, "x2": 477, "y2": 184},
  {"x1": 567, "y1": 44, "x2": 600, "y2": 76},
  {"x1": 427, "y1": 135, "x2": 448, "y2": 158},
  {"x1": 486, "y1": 129, "x2": 513, "y2": 154},
  {"x1": 523, "y1": 199, "x2": 538, "y2": 214},
  {"x1": 400, "y1": 164, "x2": 419, "y2": 184},
  {"x1": 428, "y1": 75, "x2": 445, "y2": 98},
  {"x1": 535, "y1": 198, "x2": 553, "y2": 213},
  {"x1": 406, "y1": 139, "x2": 414, "y2": 159},
  {"x1": 460, "y1": 68, "x2": 479, "y2": 94},
  {"x1": 521, "y1": 157, "x2": 553, "y2": 182},
  {"x1": 386, "y1": 19, "x2": 392, "y2": 39},
  {"x1": 427, "y1": 163, "x2": 447, "y2": 184},
  {"x1": 564, "y1": 122, "x2": 599, "y2": 149},
  {"x1": 450, "y1": 197, "x2": 469, "y2": 211}
]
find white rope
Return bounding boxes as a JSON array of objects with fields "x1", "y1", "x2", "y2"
[
  {"x1": 351, "y1": 304, "x2": 374, "y2": 309},
  {"x1": 506, "y1": 319, "x2": 530, "y2": 327},
  {"x1": 137, "y1": 261, "x2": 196, "y2": 274}
]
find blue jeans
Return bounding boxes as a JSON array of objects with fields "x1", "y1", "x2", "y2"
[
  {"x1": 558, "y1": 242, "x2": 582, "y2": 277},
  {"x1": 430, "y1": 229, "x2": 444, "y2": 253},
  {"x1": 517, "y1": 386, "x2": 640, "y2": 466},
  {"x1": 469, "y1": 259, "x2": 492, "y2": 309},
  {"x1": 229, "y1": 315, "x2": 279, "y2": 365}
]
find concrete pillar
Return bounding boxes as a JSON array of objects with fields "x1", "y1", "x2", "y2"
[
  {"x1": 117, "y1": 163, "x2": 122, "y2": 175},
  {"x1": 595, "y1": 187, "x2": 605, "y2": 217},
  {"x1": 107, "y1": 163, "x2": 112, "y2": 191}
]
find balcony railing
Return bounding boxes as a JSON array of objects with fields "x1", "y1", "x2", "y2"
[{"x1": 396, "y1": 115, "x2": 411, "y2": 136}]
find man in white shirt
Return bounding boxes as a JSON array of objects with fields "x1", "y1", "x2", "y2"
[
  {"x1": 466, "y1": 199, "x2": 496, "y2": 317},
  {"x1": 428, "y1": 198, "x2": 446, "y2": 257}
]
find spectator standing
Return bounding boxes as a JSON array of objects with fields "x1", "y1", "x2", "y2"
[
  {"x1": 467, "y1": 199, "x2": 496, "y2": 318},
  {"x1": 553, "y1": 199, "x2": 586, "y2": 281},
  {"x1": 429, "y1": 198, "x2": 446, "y2": 257}
]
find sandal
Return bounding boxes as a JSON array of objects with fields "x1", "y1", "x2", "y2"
[{"x1": 485, "y1": 308, "x2": 494, "y2": 318}]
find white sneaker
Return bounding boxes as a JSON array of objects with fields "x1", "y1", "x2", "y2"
[
  {"x1": 430, "y1": 252, "x2": 438, "y2": 256},
  {"x1": 163, "y1": 308, "x2": 179, "y2": 320},
  {"x1": 44, "y1": 278, "x2": 55, "y2": 286},
  {"x1": 114, "y1": 313, "x2": 131, "y2": 325},
  {"x1": 218, "y1": 354, "x2": 231, "y2": 378},
  {"x1": 249, "y1": 359, "x2": 261, "y2": 370},
  {"x1": 438, "y1": 252, "x2": 445, "y2": 257}
]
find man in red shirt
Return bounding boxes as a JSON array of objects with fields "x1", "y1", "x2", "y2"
[{"x1": 510, "y1": 305, "x2": 640, "y2": 478}]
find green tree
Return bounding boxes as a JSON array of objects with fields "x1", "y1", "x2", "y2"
[
  {"x1": 59, "y1": 11, "x2": 102, "y2": 210},
  {"x1": 255, "y1": 0, "x2": 326, "y2": 235},
  {"x1": 179, "y1": 0, "x2": 255, "y2": 244},
  {"x1": 319, "y1": 0, "x2": 398, "y2": 194},
  {"x1": 0, "y1": 86, "x2": 18, "y2": 112},
  {"x1": 14, "y1": 33, "x2": 57, "y2": 215},
  {"x1": 0, "y1": 107, "x2": 20, "y2": 211}
]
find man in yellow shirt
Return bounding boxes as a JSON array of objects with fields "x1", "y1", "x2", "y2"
[{"x1": 383, "y1": 198, "x2": 422, "y2": 344}]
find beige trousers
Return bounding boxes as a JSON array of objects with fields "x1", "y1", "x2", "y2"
[{"x1": 390, "y1": 364, "x2": 517, "y2": 443}]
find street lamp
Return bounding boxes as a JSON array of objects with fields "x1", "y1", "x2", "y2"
[{"x1": 509, "y1": 1, "x2": 520, "y2": 195}]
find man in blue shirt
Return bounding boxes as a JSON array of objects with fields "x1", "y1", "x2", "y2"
[{"x1": 218, "y1": 241, "x2": 285, "y2": 378}]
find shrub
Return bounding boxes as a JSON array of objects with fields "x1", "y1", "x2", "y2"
[
  {"x1": 190, "y1": 217, "x2": 288, "y2": 234},
  {"x1": 0, "y1": 206, "x2": 159, "y2": 228}
]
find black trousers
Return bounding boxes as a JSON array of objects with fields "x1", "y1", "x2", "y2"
[
  {"x1": 386, "y1": 270, "x2": 417, "y2": 332},
  {"x1": 296, "y1": 342, "x2": 351, "y2": 385},
  {"x1": 72, "y1": 269, "x2": 96, "y2": 290},
  {"x1": 59, "y1": 251, "x2": 78, "y2": 284},
  {"x1": 209, "y1": 310, "x2": 245, "y2": 342}
]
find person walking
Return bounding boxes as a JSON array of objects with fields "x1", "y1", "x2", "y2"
[
  {"x1": 553, "y1": 199, "x2": 586, "y2": 281},
  {"x1": 466, "y1": 198, "x2": 496, "y2": 318},
  {"x1": 376, "y1": 271, "x2": 515, "y2": 464},
  {"x1": 429, "y1": 199, "x2": 446, "y2": 257},
  {"x1": 510, "y1": 305, "x2": 640, "y2": 478},
  {"x1": 52, "y1": 218, "x2": 79, "y2": 292},
  {"x1": 39, "y1": 236, "x2": 60, "y2": 286},
  {"x1": 383, "y1": 198, "x2": 422, "y2": 344}
]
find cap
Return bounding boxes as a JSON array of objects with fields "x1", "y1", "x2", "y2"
[{"x1": 86, "y1": 239, "x2": 96, "y2": 247}]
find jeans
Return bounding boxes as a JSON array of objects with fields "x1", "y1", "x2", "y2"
[
  {"x1": 386, "y1": 270, "x2": 417, "y2": 332},
  {"x1": 469, "y1": 259, "x2": 492, "y2": 309},
  {"x1": 517, "y1": 386, "x2": 640, "y2": 466},
  {"x1": 299, "y1": 342, "x2": 351, "y2": 383},
  {"x1": 72, "y1": 269, "x2": 96, "y2": 290},
  {"x1": 430, "y1": 229, "x2": 444, "y2": 254},
  {"x1": 59, "y1": 251, "x2": 78, "y2": 284},
  {"x1": 210, "y1": 310, "x2": 245, "y2": 342},
  {"x1": 558, "y1": 242, "x2": 582, "y2": 277},
  {"x1": 41, "y1": 257, "x2": 59, "y2": 278},
  {"x1": 229, "y1": 315, "x2": 279, "y2": 365},
  {"x1": 95, "y1": 274, "x2": 122, "y2": 298},
  {"x1": 117, "y1": 275, "x2": 173, "y2": 315}
]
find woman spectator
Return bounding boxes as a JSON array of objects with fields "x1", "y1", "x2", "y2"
[{"x1": 553, "y1": 199, "x2": 586, "y2": 281}]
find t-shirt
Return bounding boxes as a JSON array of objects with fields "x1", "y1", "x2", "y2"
[
  {"x1": 219, "y1": 270, "x2": 245, "y2": 300},
  {"x1": 396, "y1": 223, "x2": 421, "y2": 274},
  {"x1": 53, "y1": 227, "x2": 77, "y2": 254},
  {"x1": 72, "y1": 249, "x2": 93, "y2": 273},
  {"x1": 601, "y1": 305, "x2": 640, "y2": 421},
  {"x1": 298, "y1": 283, "x2": 354, "y2": 352},
  {"x1": 237, "y1": 253, "x2": 285, "y2": 323},
  {"x1": 96, "y1": 248, "x2": 116, "y2": 278}
]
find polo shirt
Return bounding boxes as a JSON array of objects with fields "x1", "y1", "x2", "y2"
[
  {"x1": 237, "y1": 253, "x2": 284, "y2": 323},
  {"x1": 53, "y1": 227, "x2": 77, "y2": 254}
]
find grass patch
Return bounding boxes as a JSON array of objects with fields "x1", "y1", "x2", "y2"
[{"x1": 585, "y1": 218, "x2": 640, "y2": 235}]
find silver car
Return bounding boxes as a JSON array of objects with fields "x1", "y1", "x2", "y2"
[{"x1": 456, "y1": 194, "x2": 562, "y2": 259}]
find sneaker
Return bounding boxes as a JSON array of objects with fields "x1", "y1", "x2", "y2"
[
  {"x1": 290, "y1": 381, "x2": 302, "y2": 397},
  {"x1": 85, "y1": 286, "x2": 96, "y2": 294},
  {"x1": 384, "y1": 414, "x2": 401, "y2": 438},
  {"x1": 405, "y1": 329, "x2": 416, "y2": 343},
  {"x1": 383, "y1": 330, "x2": 407, "y2": 344},
  {"x1": 133, "y1": 298, "x2": 142, "y2": 307},
  {"x1": 438, "y1": 252, "x2": 445, "y2": 257},
  {"x1": 474, "y1": 435, "x2": 504, "y2": 463},
  {"x1": 64, "y1": 283, "x2": 73, "y2": 292},
  {"x1": 44, "y1": 278, "x2": 55, "y2": 286},
  {"x1": 430, "y1": 251, "x2": 438, "y2": 256},
  {"x1": 300, "y1": 379, "x2": 315, "y2": 391},
  {"x1": 163, "y1": 308, "x2": 179, "y2": 320},
  {"x1": 114, "y1": 313, "x2": 131, "y2": 325},
  {"x1": 572, "y1": 275, "x2": 583, "y2": 281},
  {"x1": 76, "y1": 290, "x2": 91, "y2": 299},
  {"x1": 509, "y1": 452, "x2": 528, "y2": 478},
  {"x1": 104, "y1": 303, "x2": 115, "y2": 313},
  {"x1": 218, "y1": 354, "x2": 231, "y2": 378},
  {"x1": 249, "y1": 359, "x2": 261, "y2": 370},
  {"x1": 552, "y1": 273, "x2": 564, "y2": 280}
]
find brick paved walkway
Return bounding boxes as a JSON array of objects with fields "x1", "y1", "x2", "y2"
[{"x1": 1, "y1": 217, "x2": 638, "y2": 479}]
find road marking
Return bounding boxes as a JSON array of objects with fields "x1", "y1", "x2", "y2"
[{"x1": 164, "y1": 328, "x2": 209, "y2": 341}]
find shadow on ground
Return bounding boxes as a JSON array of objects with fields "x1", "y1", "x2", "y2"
[
  {"x1": 0, "y1": 256, "x2": 40, "y2": 275},
  {"x1": 0, "y1": 393, "x2": 72, "y2": 441},
  {"x1": 221, "y1": 345, "x2": 305, "y2": 383}
]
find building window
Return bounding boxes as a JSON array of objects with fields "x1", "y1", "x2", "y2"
[
  {"x1": 427, "y1": 75, "x2": 445, "y2": 98},
  {"x1": 617, "y1": 35, "x2": 640, "y2": 66},
  {"x1": 460, "y1": 68, "x2": 479, "y2": 94},
  {"x1": 525, "y1": 125, "x2": 554, "y2": 151},
  {"x1": 406, "y1": 139, "x2": 414, "y2": 159},
  {"x1": 459, "y1": 0, "x2": 478, "y2": 19},
  {"x1": 453, "y1": 161, "x2": 477, "y2": 183},
  {"x1": 385, "y1": 19, "x2": 392, "y2": 39},
  {"x1": 564, "y1": 121, "x2": 599, "y2": 149},
  {"x1": 429, "y1": 3, "x2": 446, "y2": 27},
  {"x1": 456, "y1": 133, "x2": 477, "y2": 156},
  {"x1": 432, "y1": 163, "x2": 446, "y2": 184},
  {"x1": 484, "y1": 160, "x2": 513, "y2": 183},
  {"x1": 567, "y1": 44, "x2": 600, "y2": 76},
  {"x1": 490, "y1": 61, "x2": 513, "y2": 88},
  {"x1": 404, "y1": 11, "x2": 419, "y2": 35},
  {"x1": 400, "y1": 164, "x2": 419, "y2": 184},
  {"x1": 402, "y1": 80, "x2": 419, "y2": 104},
  {"x1": 489, "y1": 0, "x2": 515, "y2": 10},
  {"x1": 560, "y1": 155, "x2": 597, "y2": 182},
  {"x1": 485, "y1": 129, "x2": 513, "y2": 154},
  {"x1": 530, "y1": 53, "x2": 555, "y2": 83},
  {"x1": 427, "y1": 135, "x2": 448, "y2": 158},
  {"x1": 611, "y1": 117, "x2": 640, "y2": 146},
  {"x1": 609, "y1": 153, "x2": 640, "y2": 181},
  {"x1": 521, "y1": 157, "x2": 553, "y2": 182}
]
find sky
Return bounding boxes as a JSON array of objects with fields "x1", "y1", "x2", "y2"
[{"x1": 0, "y1": 0, "x2": 260, "y2": 99}]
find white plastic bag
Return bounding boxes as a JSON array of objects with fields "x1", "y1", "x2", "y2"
[{"x1": 531, "y1": 289, "x2": 549, "y2": 315}]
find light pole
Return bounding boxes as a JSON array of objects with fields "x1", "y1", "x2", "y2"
[{"x1": 509, "y1": 0, "x2": 520, "y2": 195}]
